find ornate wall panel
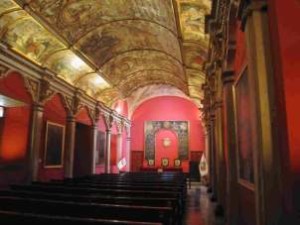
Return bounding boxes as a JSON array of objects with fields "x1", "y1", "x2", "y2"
[{"x1": 145, "y1": 121, "x2": 189, "y2": 160}]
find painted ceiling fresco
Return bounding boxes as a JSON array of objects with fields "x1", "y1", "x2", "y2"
[{"x1": 0, "y1": 0, "x2": 210, "y2": 108}]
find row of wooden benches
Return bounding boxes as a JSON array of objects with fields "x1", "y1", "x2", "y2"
[{"x1": 0, "y1": 172, "x2": 187, "y2": 225}]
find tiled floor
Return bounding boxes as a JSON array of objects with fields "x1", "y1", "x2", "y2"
[{"x1": 182, "y1": 182, "x2": 225, "y2": 225}]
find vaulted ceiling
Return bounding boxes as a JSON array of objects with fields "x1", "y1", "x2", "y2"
[{"x1": 0, "y1": 0, "x2": 210, "y2": 108}]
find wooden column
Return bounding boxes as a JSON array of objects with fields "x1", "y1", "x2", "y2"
[
  {"x1": 215, "y1": 98, "x2": 226, "y2": 215},
  {"x1": 243, "y1": 1, "x2": 285, "y2": 224},
  {"x1": 210, "y1": 114, "x2": 218, "y2": 201},
  {"x1": 104, "y1": 128, "x2": 112, "y2": 174},
  {"x1": 28, "y1": 103, "x2": 44, "y2": 182},
  {"x1": 64, "y1": 115, "x2": 76, "y2": 178},
  {"x1": 90, "y1": 124, "x2": 98, "y2": 174},
  {"x1": 125, "y1": 125, "x2": 131, "y2": 172},
  {"x1": 222, "y1": 70, "x2": 238, "y2": 225},
  {"x1": 116, "y1": 123, "x2": 123, "y2": 172}
]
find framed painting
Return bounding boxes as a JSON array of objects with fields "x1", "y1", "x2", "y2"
[
  {"x1": 234, "y1": 65, "x2": 255, "y2": 189},
  {"x1": 161, "y1": 158, "x2": 169, "y2": 167},
  {"x1": 44, "y1": 121, "x2": 65, "y2": 168},
  {"x1": 174, "y1": 159, "x2": 181, "y2": 167},
  {"x1": 148, "y1": 159, "x2": 155, "y2": 167},
  {"x1": 96, "y1": 131, "x2": 105, "y2": 165}
]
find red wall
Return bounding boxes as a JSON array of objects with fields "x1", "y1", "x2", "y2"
[
  {"x1": 269, "y1": 0, "x2": 300, "y2": 213},
  {"x1": 76, "y1": 107, "x2": 92, "y2": 126},
  {"x1": 154, "y1": 129, "x2": 178, "y2": 167},
  {"x1": 38, "y1": 94, "x2": 66, "y2": 181},
  {"x1": 0, "y1": 73, "x2": 32, "y2": 188},
  {"x1": 131, "y1": 96, "x2": 205, "y2": 172}
]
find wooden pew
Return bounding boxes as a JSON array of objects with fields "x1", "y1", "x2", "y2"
[
  {"x1": 0, "y1": 210, "x2": 162, "y2": 225},
  {"x1": 11, "y1": 183, "x2": 184, "y2": 217},
  {"x1": 0, "y1": 189, "x2": 180, "y2": 219},
  {"x1": 0, "y1": 196, "x2": 174, "y2": 225}
]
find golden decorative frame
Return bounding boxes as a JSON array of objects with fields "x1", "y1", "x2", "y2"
[
  {"x1": 174, "y1": 159, "x2": 181, "y2": 167},
  {"x1": 161, "y1": 158, "x2": 169, "y2": 167}
]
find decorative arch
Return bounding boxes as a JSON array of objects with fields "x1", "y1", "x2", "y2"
[{"x1": 0, "y1": 70, "x2": 34, "y2": 104}]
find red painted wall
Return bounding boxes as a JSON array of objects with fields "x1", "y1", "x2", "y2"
[
  {"x1": 131, "y1": 96, "x2": 205, "y2": 172},
  {"x1": 269, "y1": 0, "x2": 300, "y2": 213},
  {"x1": 0, "y1": 73, "x2": 32, "y2": 188},
  {"x1": 112, "y1": 100, "x2": 128, "y2": 117},
  {"x1": 154, "y1": 129, "x2": 178, "y2": 167},
  {"x1": 38, "y1": 94, "x2": 66, "y2": 181},
  {"x1": 76, "y1": 107, "x2": 92, "y2": 126}
]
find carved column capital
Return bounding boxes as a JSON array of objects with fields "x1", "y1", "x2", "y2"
[
  {"x1": 103, "y1": 113, "x2": 114, "y2": 131},
  {"x1": 0, "y1": 64, "x2": 9, "y2": 78},
  {"x1": 238, "y1": 0, "x2": 268, "y2": 30}
]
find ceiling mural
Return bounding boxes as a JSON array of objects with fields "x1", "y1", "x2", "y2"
[
  {"x1": 23, "y1": 0, "x2": 178, "y2": 43},
  {"x1": 177, "y1": 0, "x2": 211, "y2": 108},
  {"x1": 0, "y1": 0, "x2": 211, "y2": 111},
  {"x1": 101, "y1": 50, "x2": 185, "y2": 85},
  {"x1": 76, "y1": 20, "x2": 182, "y2": 68}
]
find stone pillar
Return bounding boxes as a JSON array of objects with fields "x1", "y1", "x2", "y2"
[
  {"x1": 64, "y1": 115, "x2": 76, "y2": 178},
  {"x1": 90, "y1": 124, "x2": 98, "y2": 174},
  {"x1": 104, "y1": 129, "x2": 112, "y2": 173},
  {"x1": 28, "y1": 103, "x2": 44, "y2": 182},
  {"x1": 222, "y1": 70, "x2": 238, "y2": 225}
]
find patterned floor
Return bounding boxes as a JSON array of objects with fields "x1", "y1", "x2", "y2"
[{"x1": 182, "y1": 182, "x2": 225, "y2": 225}]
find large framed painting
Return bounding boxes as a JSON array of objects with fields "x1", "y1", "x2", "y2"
[
  {"x1": 144, "y1": 121, "x2": 189, "y2": 160},
  {"x1": 44, "y1": 121, "x2": 65, "y2": 168},
  {"x1": 234, "y1": 66, "x2": 255, "y2": 189},
  {"x1": 96, "y1": 131, "x2": 106, "y2": 164}
]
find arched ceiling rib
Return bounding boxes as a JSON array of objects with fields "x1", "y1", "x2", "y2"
[{"x1": 0, "y1": 0, "x2": 211, "y2": 108}]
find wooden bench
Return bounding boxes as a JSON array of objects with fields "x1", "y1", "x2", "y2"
[
  {"x1": 0, "y1": 189, "x2": 180, "y2": 219},
  {"x1": 0, "y1": 210, "x2": 162, "y2": 225},
  {"x1": 11, "y1": 184, "x2": 184, "y2": 217},
  {"x1": 0, "y1": 196, "x2": 174, "y2": 225}
]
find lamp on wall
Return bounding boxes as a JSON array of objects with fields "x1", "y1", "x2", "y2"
[{"x1": 0, "y1": 106, "x2": 5, "y2": 118}]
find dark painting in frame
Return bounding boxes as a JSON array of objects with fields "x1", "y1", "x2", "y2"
[
  {"x1": 96, "y1": 131, "x2": 106, "y2": 165},
  {"x1": 44, "y1": 121, "x2": 65, "y2": 168},
  {"x1": 234, "y1": 65, "x2": 255, "y2": 189}
]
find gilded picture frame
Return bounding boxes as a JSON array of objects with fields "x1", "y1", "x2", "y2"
[
  {"x1": 174, "y1": 159, "x2": 181, "y2": 167},
  {"x1": 148, "y1": 159, "x2": 155, "y2": 167},
  {"x1": 44, "y1": 121, "x2": 65, "y2": 168},
  {"x1": 233, "y1": 65, "x2": 255, "y2": 190}
]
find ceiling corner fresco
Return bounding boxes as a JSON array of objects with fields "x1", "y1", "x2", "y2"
[{"x1": 0, "y1": 0, "x2": 211, "y2": 109}]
